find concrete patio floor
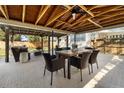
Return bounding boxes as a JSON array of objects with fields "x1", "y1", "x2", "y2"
[{"x1": 0, "y1": 53, "x2": 124, "y2": 88}]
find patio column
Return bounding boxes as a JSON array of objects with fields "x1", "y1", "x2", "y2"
[
  {"x1": 66, "y1": 35, "x2": 69, "y2": 48},
  {"x1": 104, "y1": 39, "x2": 106, "y2": 54},
  {"x1": 5, "y1": 27, "x2": 10, "y2": 62},
  {"x1": 51, "y1": 31, "x2": 54, "y2": 55},
  {"x1": 48, "y1": 36, "x2": 50, "y2": 53},
  {"x1": 41, "y1": 36, "x2": 43, "y2": 52},
  {"x1": 57, "y1": 37, "x2": 60, "y2": 47},
  {"x1": 74, "y1": 33, "x2": 76, "y2": 44},
  {"x1": 11, "y1": 33, "x2": 14, "y2": 46}
]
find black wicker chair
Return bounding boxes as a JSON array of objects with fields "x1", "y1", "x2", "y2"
[
  {"x1": 43, "y1": 53, "x2": 66, "y2": 85},
  {"x1": 89, "y1": 50, "x2": 100, "y2": 73},
  {"x1": 69, "y1": 52, "x2": 91, "y2": 81}
]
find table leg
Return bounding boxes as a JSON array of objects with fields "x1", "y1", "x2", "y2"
[{"x1": 68, "y1": 58, "x2": 71, "y2": 79}]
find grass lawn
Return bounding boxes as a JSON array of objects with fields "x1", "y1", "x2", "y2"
[{"x1": 0, "y1": 49, "x2": 5, "y2": 57}]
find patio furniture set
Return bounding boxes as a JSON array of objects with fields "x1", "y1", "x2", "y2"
[{"x1": 43, "y1": 47, "x2": 99, "y2": 85}]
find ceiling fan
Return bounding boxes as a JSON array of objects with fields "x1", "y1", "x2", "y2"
[{"x1": 71, "y1": 5, "x2": 86, "y2": 20}]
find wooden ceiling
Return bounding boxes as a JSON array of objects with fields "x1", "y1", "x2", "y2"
[{"x1": 0, "y1": 5, "x2": 124, "y2": 34}]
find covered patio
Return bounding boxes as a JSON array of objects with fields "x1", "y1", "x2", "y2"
[
  {"x1": 0, "y1": 53, "x2": 124, "y2": 88},
  {"x1": 0, "y1": 5, "x2": 124, "y2": 87}
]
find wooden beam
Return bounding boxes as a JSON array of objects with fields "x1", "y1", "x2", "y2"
[
  {"x1": 74, "y1": 16, "x2": 120, "y2": 32},
  {"x1": 101, "y1": 16, "x2": 124, "y2": 26},
  {"x1": 70, "y1": 15, "x2": 89, "y2": 27},
  {"x1": 95, "y1": 6, "x2": 122, "y2": 17},
  {"x1": 77, "y1": 21, "x2": 124, "y2": 34},
  {"x1": 55, "y1": 20, "x2": 72, "y2": 28},
  {"x1": 75, "y1": 26, "x2": 98, "y2": 32},
  {"x1": 0, "y1": 18, "x2": 73, "y2": 34},
  {"x1": 70, "y1": 6, "x2": 122, "y2": 30},
  {"x1": 45, "y1": 6, "x2": 73, "y2": 26},
  {"x1": 22, "y1": 5, "x2": 26, "y2": 22},
  {"x1": 78, "y1": 6, "x2": 103, "y2": 28},
  {"x1": 95, "y1": 10, "x2": 124, "y2": 22},
  {"x1": 55, "y1": 16, "x2": 74, "y2": 29},
  {"x1": 35, "y1": 5, "x2": 50, "y2": 25},
  {"x1": 60, "y1": 14, "x2": 82, "y2": 30},
  {"x1": 73, "y1": 9, "x2": 124, "y2": 30},
  {"x1": 70, "y1": 20, "x2": 89, "y2": 30},
  {"x1": 87, "y1": 19, "x2": 103, "y2": 28},
  {"x1": 3, "y1": 5, "x2": 9, "y2": 19},
  {"x1": 89, "y1": 5, "x2": 106, "y2": 11},
  {"x1": 0, "y1": 5, "x2": 8, "y2": 19},
  {"x1": 37, "y1": 6, "x2": 44, "y2": 18},
  {"x1": 64, "y1": 5, "x2": 72, "y2": 9},
  {"x1": 79, "y1": 5, "x2": 94, "y2": 17},
  {"x1": 75, "y1": 16, "x2": 124, "y2": 32},
  {"x1": 53, "y1": 22, "x2": 64, "y2": 28}
]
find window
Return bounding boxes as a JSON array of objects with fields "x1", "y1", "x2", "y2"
[{"x1": 76, "y1": 34, "x2": 86, "y2": 42}]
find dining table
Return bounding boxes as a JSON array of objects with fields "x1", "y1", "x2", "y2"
[{"x1": 56, "y1": 48, "x2": 92, "y2": 79}]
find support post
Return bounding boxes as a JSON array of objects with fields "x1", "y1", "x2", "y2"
[
  {"x1": 41, "y1": 36, "x2": 43, "y2": 52},
  {"x1": 11, "y1": 33, "x2": 14, "y2": 46},
  {"x1": 74, "y1": 33, "x2": 76, "y2": 44},
  {"x1": 66, "y1": 35, "x2": 68, "y2": 48},
  {"x1": 5, "y1": 27, "x2": 10, "y2": 62},
  {"x1": 52, "y1": 31, "x2": 54, "y2": 55},
  {"x1": 57, "y1": 37, "x2": 60, "y2": 47},
  {"x1": 104, "y1": 39, "x2": 106, "y2": 54},
  {"x1": 48, "y1": 36, "x2": 50, "y2": 53}
]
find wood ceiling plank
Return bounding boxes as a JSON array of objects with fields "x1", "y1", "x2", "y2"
[
  {"x1": 53, "y1": 20, "x2": 71, "y2": 27},
  {"x1": 64, "y1": 5, "x2": 72, "y2": 9},
  {"x1": 79, "y1": 5, "x2": 103, "y2": 28},
  {"x1": 89, "y1": 5, "x2": 107, "y2": 11},
  {"x1": 95, "y1": 9, "x2": 124, "y2": 22},
  {"x1": 60, "y1": 14, "x2": 81, "y2": 30},
  {"x1": 88, "y1": 19, "x2": 103, "y2": 28},
  {"x1": 53, "y1": 10, "x2": 72, "y2": 29},
  {"x1": 102, "y1": 20, "x2": 124, "y2": 28},
  {"x1": 45, "y1": 6, "x2": 73, "y2": 26},
  {"x1": 35, "y1": 5, "x2": 50, "y2": 25},
  {"x1": 71, "y1": 20, "x2": 91, "y2": 30},
  {"x1": 53, "y1": 21, "x2": 64, "y2": 28},
  {"x1": 70, "y1": 5, "x2": 122, "y2": 30},
  {"x1": 76, "y1": 17, "x2": 124, "y2": 33},
  {"x1": 71, "y1": 9, "x2": 124, "y2": 30},
  {"x1": 0, "y1": 5, "x2": 9, "y2": 19},
  {"x1": 22, "y1": 5, "x2": 26, "y2": 22},
  {"x1": 101, "y1": 15, "x2": 124, "y2": 25},
  {"x1": 79, "y1": 5, "x2": 94, "y2": 17},
  {"x1": 95, "y1": 6, "x2": 122, "y2": 17}
]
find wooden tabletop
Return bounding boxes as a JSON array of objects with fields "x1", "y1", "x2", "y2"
[{"x1": 56, "y1": 48, "x2": 92, "y2": 57}]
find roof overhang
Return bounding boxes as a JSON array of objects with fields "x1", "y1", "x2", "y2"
[
  {"x1": 77, "y1": 23, "x2": 124, "y2": 34},
  {"x1": 0, "y1": 18, "x2": 74, "y2": 35}
]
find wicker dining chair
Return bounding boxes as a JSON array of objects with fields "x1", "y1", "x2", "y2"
[
  {"x1": 69, "y1": 52, "x2": 92, "y2": 81},
  {"x1": 89, "y1": 50, "x2": 100, "y2": 73},
  {"x1": 43, "y1": 53, "x2": 66, "y2": 85}
]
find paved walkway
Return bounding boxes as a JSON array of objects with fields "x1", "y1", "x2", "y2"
[{"x1": 0, "y1": 53, "x2": 124, "y2": 88}]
